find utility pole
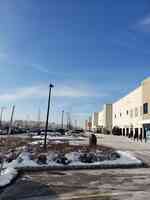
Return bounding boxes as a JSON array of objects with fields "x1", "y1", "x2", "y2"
[
  {"x1": 0, "y1": 107, "x2": 6, "y2": 128},
  {"x1": 44, "y1": 83, "x2": 54, "y2": 150},
  {"x1": 74, "y1": 120, "x2": 77, "y2": 129},
  {"x1": 8, "y1": 105, "x2": 15, "y2": 135},
  {"x1": 66, "y1": 112, "x2": 69, "y2": 129},
  {"x1": 66, "y1": 112, "x2": 72, "y2": 130},
  {"x1": 37, "y1": 107, "x2": 41, "y2": 128},
  {"x1": 61, "y1": 110, "x2": 64, "y2": 129},
  {"x1": 38, "y1": 107, "x2": 41, "y2": 122}
]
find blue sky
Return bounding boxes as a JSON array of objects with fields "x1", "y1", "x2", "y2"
[{"x1": 0, "y1": 0, "x2": 150, "y2": 127}]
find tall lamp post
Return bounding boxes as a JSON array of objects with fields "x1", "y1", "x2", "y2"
[
  {"x1": 8, "y1": 105, "x2": 15, "y2": 135},
  {"x1": 44, "y1": 83, "x2": 54, "y2": 150},
  {"x1": 61, "y1": 110, "x2": 64, "y2": 129}
]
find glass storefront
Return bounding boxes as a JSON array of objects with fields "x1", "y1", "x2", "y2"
[{"x1": 143, "y1": 124, "x2": 150, "y2": 140}]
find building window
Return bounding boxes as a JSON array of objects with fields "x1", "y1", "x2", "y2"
[
  {"x1": 140, "y1": 106, "x2": 143, "y2": 116},
  {"x1": 123, "y1": 128, "x2": 125, "y2": 136},
  {"x1": 135, "y1": 107, "x2": 138, "y2": 117},
  {"x1": 120, "y1": 113, "x2": 122, "y2": 117},
  {"x1": 143, "y1": 103, "x2": 148, "y2": 114},
  {"x1": 130, "y1": 109, "x2": 133, "y2": 118},
  {"x1": 115, "y1": 114, "x2": 116, "y2": 118},
  {"x1": 126, "y1": 128, "x2": 129, "y2": 136},
  {"x1": 126, "y1": 110, "x2": 128, "y2": 115}
]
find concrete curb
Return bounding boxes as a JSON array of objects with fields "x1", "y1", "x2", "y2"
[{"x1": 16, "y1": 162, "x2": 145, "y2": 172}]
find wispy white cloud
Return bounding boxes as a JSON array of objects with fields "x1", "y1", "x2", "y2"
[
  {"x1": 0, "y1": 84, "x2": 108, "y2": 102},
  {"x1": 139, "y1": 15, "x2": 150, "y2": 26},
  {"x1": 135, "y1": 15, "x2": 150, "y2": 32},
  {"x1": 31, "y1": 64, "x2": 49, "y2": 74},
  {"x1": 54, "y1": 85, "x2": 106, "y2": 98},
  {"x1": 0, "y1": 86, "x2": 42, "y2": 101},
  {"x1": 31, "y1": 64, "x2": 72, "y2": 77},
  {"x1": 0, "y1": 84, "x2": 107, "y2": 128},
  {"x1": 0, "y1": 52, "x2": 7, "y2": 58}
]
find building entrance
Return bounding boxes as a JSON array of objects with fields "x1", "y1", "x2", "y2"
[{"x1": 143, "y1": 124, "x2": 150, "y2": 142}]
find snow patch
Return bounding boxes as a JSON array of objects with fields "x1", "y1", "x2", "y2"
[
  {"x1": 116, "y1": 151, "x2": 142, "y2": 165},
  {"x1": 0, "y1": 150, "x2": 142, "y2": 188},
  {"x1": 13, "y1": 150, "x2": 142, "y2": 168},
  {"x1": 0, "y1": 168, "x2": 18, "y2": 187}
]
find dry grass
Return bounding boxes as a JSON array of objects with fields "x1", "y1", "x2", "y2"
[
  {"x1": 0, "y1": 136, "x2": 33, "y2": 153},
  {"x1": 0, "y1": 136, "x2": 114, "y2": 156},
  {"x1": 27, "y1": 142, "x2": 114, "y2": 156},
  {"x1": 47, "y1": 143, "x2": 113, "y2": 153}
]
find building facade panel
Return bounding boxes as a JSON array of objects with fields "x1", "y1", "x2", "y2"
[
  {"x1": 90, "y1": 77, "x2": 150, "y2": 138},
  {"x1": 98, "y1": 110, "x2": 104, "y2": 127},
  {"x1": 112, "y1": 77, "x2": 150, "y2": 138},
  {"x1": 142, "y1": 78, "x2": 150, "y2": 121},
  {"x1": 91, "y1": 104, "x2": 112, "y2": 133},
  {"x1": 104, "y1": 104, "x2": 112, "y2": 131},
  {"x1": 113, "y1": 86, "x2": 142, "y2": 130},
  {"x1": 91, "y1": 112, "x2": 99, "y2": 130}
]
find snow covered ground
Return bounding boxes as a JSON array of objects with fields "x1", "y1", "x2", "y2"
[
  {"x1": 0, "y1": 149, "x2": 142, "y2": 188},
  {"x1": 32, "y1": 135, "x2": 86, "y2": 141},
  {"x1": 0, "y1": 151, "x2": 142, "y2": 187},
  {"x1": 3, "y1": 150, "x2": 142, "y2": 169},
  {"x1": 31, "y1": 135, "x2": 87, "y2": 146},
  {"x1": 0, "y1": 133, "x2": 144, "y2": 188},
  {"x1": 0, "y1": 167, "x2": 18, "y2": 187}
]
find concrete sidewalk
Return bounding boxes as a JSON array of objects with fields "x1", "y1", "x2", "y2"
[
  {"x1": 96, "y1": 134, "x2": 150, "y2": 166},
  {"x1": 96, "y1": 134, "x2": 149, "y2": 151}
]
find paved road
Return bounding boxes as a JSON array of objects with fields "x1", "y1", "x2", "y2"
[
  {"x1": 3, "y1": 168, "x2": 150, "y2": 200},
  {"x1": 0, "y1": 179, "x2": 58, "y2": 200},
  {"x1": 1, "y1": 134, "x2": 150, "y2": 200}
]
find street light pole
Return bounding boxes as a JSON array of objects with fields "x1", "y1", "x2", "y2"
[
  {"x1": 8, "y1": 105, "x2": 15, "y2": 135},
  {"x1": 44, "y1": 83, "x2": 54, "y2": 150},
  {"x1": 61, "y1": 110, "x2": 64, "y2": 129}
]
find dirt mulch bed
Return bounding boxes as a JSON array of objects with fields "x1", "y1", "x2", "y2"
[
  {"x1": 28, "y1": 143, "x2": 115, "y2": 155},
  {"x1": 0, "y1": 136, "x2": 33, "y2": 152}
]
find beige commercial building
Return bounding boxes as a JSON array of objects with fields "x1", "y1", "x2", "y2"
[
  {"x1": 91, "y1": 77, "x2": 150, "y2": 138},
  {"x1": 113, "y1": 77, "x2": 150, "y2": 138},
  {"x1": 85, "y1": 120, "x2": 88, "y2": 131},
  {"x1": 92, "y1": 104, "x2": 112, "y2": 133},
  {"x1": 91, "y1": 112, "x2": 99, "y2": 131},
  {"x1": 85, "y1": 116, "x2": 92, "y2": 131},
  {"x1": 113, "y1": 85, "x2": 142, "y2": 136}
]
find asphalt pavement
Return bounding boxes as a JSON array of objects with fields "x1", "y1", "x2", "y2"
[{"x1": 1, "y1": 134, "x2": 150, "y2": 200}]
